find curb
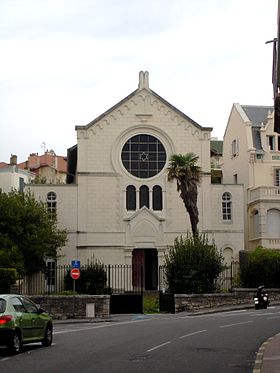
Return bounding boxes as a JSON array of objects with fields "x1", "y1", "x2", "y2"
[{"x1": 253, "y1": 332, "x2": 280, "y2": 373}]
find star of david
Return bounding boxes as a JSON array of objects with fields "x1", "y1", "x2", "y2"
[{"x1": 139, "y1": 152, "x2": 149, "y2": 161}]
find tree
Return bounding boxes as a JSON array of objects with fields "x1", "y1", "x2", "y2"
[
  {"x1": 239, "y1": 247, "x2": 280, "y2": 288},
  {"x1": 0, "y1": 189, "x2": 67, "y2": 275},
  {"x1": 167, "y1": 153, "x2": 201, "y2": 236},
  {"x1": 164, "y1": 234, "x2": 224, "y2": 294}
]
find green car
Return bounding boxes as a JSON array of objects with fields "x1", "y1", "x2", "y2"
[{"x1": 0, "y1": 294, "x2": 53, "y2": 354}]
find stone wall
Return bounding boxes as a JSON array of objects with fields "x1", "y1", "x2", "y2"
[
  {"x1": 175, "y1": 289, "x2": 280, "y2": 313},
  {"x1": 30, "y1": 295, "x2": 110, "y2": 319}
]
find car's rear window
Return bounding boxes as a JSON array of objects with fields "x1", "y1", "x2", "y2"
[{"x1": 0, "y1": 299, "x2": 6, "y2": 313}]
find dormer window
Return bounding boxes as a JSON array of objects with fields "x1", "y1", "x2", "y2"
[{"x1": 267, "y1": 136, "x2": 275, "y2": 150}]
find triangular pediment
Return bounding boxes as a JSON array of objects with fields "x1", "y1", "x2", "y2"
[
  {"x1": 75, "y1": 71, "x2": 212, "y2": 133},
  {"x1": 124, "y1": 206, "x2": 165, "y2": 223}
]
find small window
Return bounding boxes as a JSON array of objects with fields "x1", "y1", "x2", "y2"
[
  {"x1": 126, "y1": 185, "x2": 136, "y2": 210},
  {"x1": 231, "y1": 139, "x2": 239, "y2": 157},
  {"x1": 47, "y1": 192, "x2": 57, "y2": 219},
  {"x1": 268, "y1": 136, "x2": 275, "y2": 150},
  {"x1": 222, "y1": 192, "x2": 232, "y2": 221},
  {"x1": 275, "y1": 169, "x2": 280, "y2": 187},
  {"x1": 152, "y1": 185, "x2": 162, "y2": 210},
  {"x1": 19, "y1": 177, "x2": 25, "y2": 193},
  {"x1": 140, "y1": 185, "x2": 149, "y2": 208}
]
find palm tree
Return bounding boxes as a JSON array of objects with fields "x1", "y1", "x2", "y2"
[{"x1": 167, "y1": 153, "x2": 202, "y2": 236}]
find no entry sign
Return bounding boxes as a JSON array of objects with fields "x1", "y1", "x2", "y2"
[{"x1": 70, "y1": 268, "x2": 80, "y2": 280}]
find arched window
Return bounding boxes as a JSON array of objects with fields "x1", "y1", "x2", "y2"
[
  {"x1": 152, "y1": 185, "x2": 162, "y2": 210},
  {"x1": 47, "y1": 192, "x2": 57, "y2": 219},
  {"x1": 222, "y1": 192, "x2": 232, "y2": 221},
  {"x1": 126, "y1": 185, "x2": 136, "y2": 210},
  {"x1": 223, "y1": 247, "x2": 233, "y2": 266},
  {"x1": 267, "y1": 209, "x2": 280, "y2": 237},
  {"x1": 121, "y1": 134, "x2": 166, "y2": 178},
  {"x1": 140, "y1": 185, "x2": 149, "y2": 208}
]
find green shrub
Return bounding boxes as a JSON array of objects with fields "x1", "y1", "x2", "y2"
[
  {"x1": 0, "y1": 268, "x2": 17, "y2": 293},
  {"x1": 65, "y1": 261, "x2": 107, "y2": 294},
  {"x1": 143, "y1": 293, "x2": 159, "y2": 313},
  {"x1": 239, "y1": 247, "x2": 280, "y2": 288},
  {"x1": 164, "y1": 234, "x2": 224, "y2": 294}
]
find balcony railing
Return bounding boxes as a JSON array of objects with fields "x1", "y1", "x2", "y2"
[{"x1": 248, "y1": 186, "x2": 280, "y2": 203}]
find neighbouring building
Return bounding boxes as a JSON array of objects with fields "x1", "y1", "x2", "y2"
[
  {"x1": 27, "y1": 71, "x2": 244, "y2": 290},
  {"x1": 18, "y1": 150, "x2": 67, "y2": 184},
  {"x1": 0, "y1": 155, "x2": 34, "y2": 193},
  {"x1": 223, "y1": 104, "x2": 280, "y2": 251}
]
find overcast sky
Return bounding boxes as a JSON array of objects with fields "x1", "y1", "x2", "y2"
[{"x1": 0, "y1": 0, "x2": 277, "y2": 162}]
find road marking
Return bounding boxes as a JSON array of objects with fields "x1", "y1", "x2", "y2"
[
  {"x1": 220, "y1": 321, "x2": 253, "y2": 328},
  {"x1": 54, "y1": 319, "x2": 151, "y2": 335},
  {"x1": 147, "y1": 341, "x2": 171, "y2": 352},
  {"x1": 0, "y1": 358, "x2": 11, "y2": 362},
  {"x1": 179, "y1": 329, "x2": 207, "y2": 339},
  {"x1": 267, "y1": 316, "x2": 280, "y2": 320}
]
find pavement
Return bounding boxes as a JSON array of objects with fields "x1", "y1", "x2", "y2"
[{"x1": 53, "y1": 303, "x2": 280, "y2": 373}]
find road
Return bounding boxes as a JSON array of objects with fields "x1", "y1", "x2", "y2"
[{"x1": 1, "y1": 306, "x2": 280, "y2": 373}]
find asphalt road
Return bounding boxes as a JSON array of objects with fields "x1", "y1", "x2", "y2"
[{"x1": 1, "y1": 306, "x2": 280, "y2": 373}]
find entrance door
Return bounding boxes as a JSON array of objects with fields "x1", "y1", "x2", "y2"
[{"x1": 132, "y1": 249, "x2": 158, "y2": 291}]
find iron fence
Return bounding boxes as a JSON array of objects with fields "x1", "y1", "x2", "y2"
[{"x1": 10, "y1": 261, "x2": 240, "y2": 296}]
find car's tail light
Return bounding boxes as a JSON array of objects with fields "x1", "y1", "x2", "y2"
[{"x1": 0, "y1": 315, "x2": 13, "y2": 324}]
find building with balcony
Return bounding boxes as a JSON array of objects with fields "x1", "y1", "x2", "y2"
[{"x1": 223, "y1": 104, "x2": 280, "y2": 251}]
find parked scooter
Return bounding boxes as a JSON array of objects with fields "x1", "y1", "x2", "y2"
[{"x1": 254, "y1": 286, "x2": 269, "y2": 310}]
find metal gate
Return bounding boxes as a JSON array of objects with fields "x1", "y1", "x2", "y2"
[{"x1": 109, "y1": 265, "x2": 144, "y2": 314}]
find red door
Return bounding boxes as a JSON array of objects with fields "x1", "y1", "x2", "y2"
[{"x1": 132, "y1": 249, "x2": 144, "y2": 291}]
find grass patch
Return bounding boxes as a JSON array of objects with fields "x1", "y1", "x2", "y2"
[{"x1": 143, "y1": 292, "x2": 159, "y2": 313}]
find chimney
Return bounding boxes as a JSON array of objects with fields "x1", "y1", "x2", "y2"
[{"x1": 10, "y1": 154, "x2": 17, "y2": 165}]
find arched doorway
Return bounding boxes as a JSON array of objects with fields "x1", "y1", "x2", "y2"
[{"x1": 132, "y1": 248, "x2": 158, "y2": 291}]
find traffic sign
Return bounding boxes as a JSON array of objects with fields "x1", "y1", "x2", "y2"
[
  {"x1": 71, "y1": 260, "x2": 80, "y2": 269},
  {"x1": 70, "y1": 268, "x2": 80, "y2": 280}
]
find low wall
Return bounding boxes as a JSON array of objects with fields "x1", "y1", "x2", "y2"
[
  {"x1": 175, "y1": 289, "x2": 280, "y2": 313},
  {"x1": 30, "y1": 295, "x2": 110, "y2": 319}
]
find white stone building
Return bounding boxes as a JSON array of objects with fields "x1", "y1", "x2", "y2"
[
  {"x1": 223, "y1": 104, "x2": 280, "y2": 251},
  {"x1": 28, "y1": 72, "x2": 244, "y2": 289},
  {"x1": 0, "y1": 155, "x2": 34, "y2": 193}
]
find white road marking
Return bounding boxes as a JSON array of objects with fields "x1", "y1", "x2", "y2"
[
  {"x1": 220, "y1": 321, "x2": 253, "y2": 328},
  {"x1": 179, "y1": 329, "x2": 207, "y2": 339},
  {"x1": 54, "y1": 319, "x2": 151, "y2": 335},
  {"x1": 267, "y1": 316, "x2": 280, "y2": 320},
  {"x1": 0, "y1": 358, "x2": 11, "y2": 362},
  {"x1": 147, "y1": 341, "x2": 171, "y2": 352}
]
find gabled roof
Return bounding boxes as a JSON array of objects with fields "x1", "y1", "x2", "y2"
[
  {"x1": 241, "y1": 105, "x2": 273, "y2": 127},
  {"x1": 241, "y1": 105, "x2": 273, "y2": 153},
  {"x1": 76, "y1": 71, "x2": 212, "y2": 132},
  {"x1": 210, "y1": 140, "x2": 223, "y2": 155}
]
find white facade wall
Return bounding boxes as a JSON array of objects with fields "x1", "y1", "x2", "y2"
[
  {"x1": 0, "y1": 166, "x2": 32, "y2": 193},
  {"x1": 28, "y1": 73, "x2": 244, "y2": 267}
]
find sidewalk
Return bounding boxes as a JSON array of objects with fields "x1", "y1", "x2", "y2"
[{"x1": 253, "y1": 332, "x2": 280, "y2": 373}]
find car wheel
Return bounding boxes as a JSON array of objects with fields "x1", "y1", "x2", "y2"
[
  {"x1": 8, "y1": 331, "x2": 22, "y2": 354},
  {"x1": 42, "y1": 323, "x2": 53, "y2": 347}
]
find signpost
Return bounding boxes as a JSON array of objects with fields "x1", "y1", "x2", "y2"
[
  {"x1": 70, "y1": 268, "x2": 80, "y2": 280},
  {"x1": 71, "y1": 260, "x2": 80, "y2": 269},
  {"x1": 70, "y1": 267, "x2": 80, "y2": 292}
]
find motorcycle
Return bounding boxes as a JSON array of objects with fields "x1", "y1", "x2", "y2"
[{"x1": 254, "y1": 289, "x2": 269, "y2": 310}]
